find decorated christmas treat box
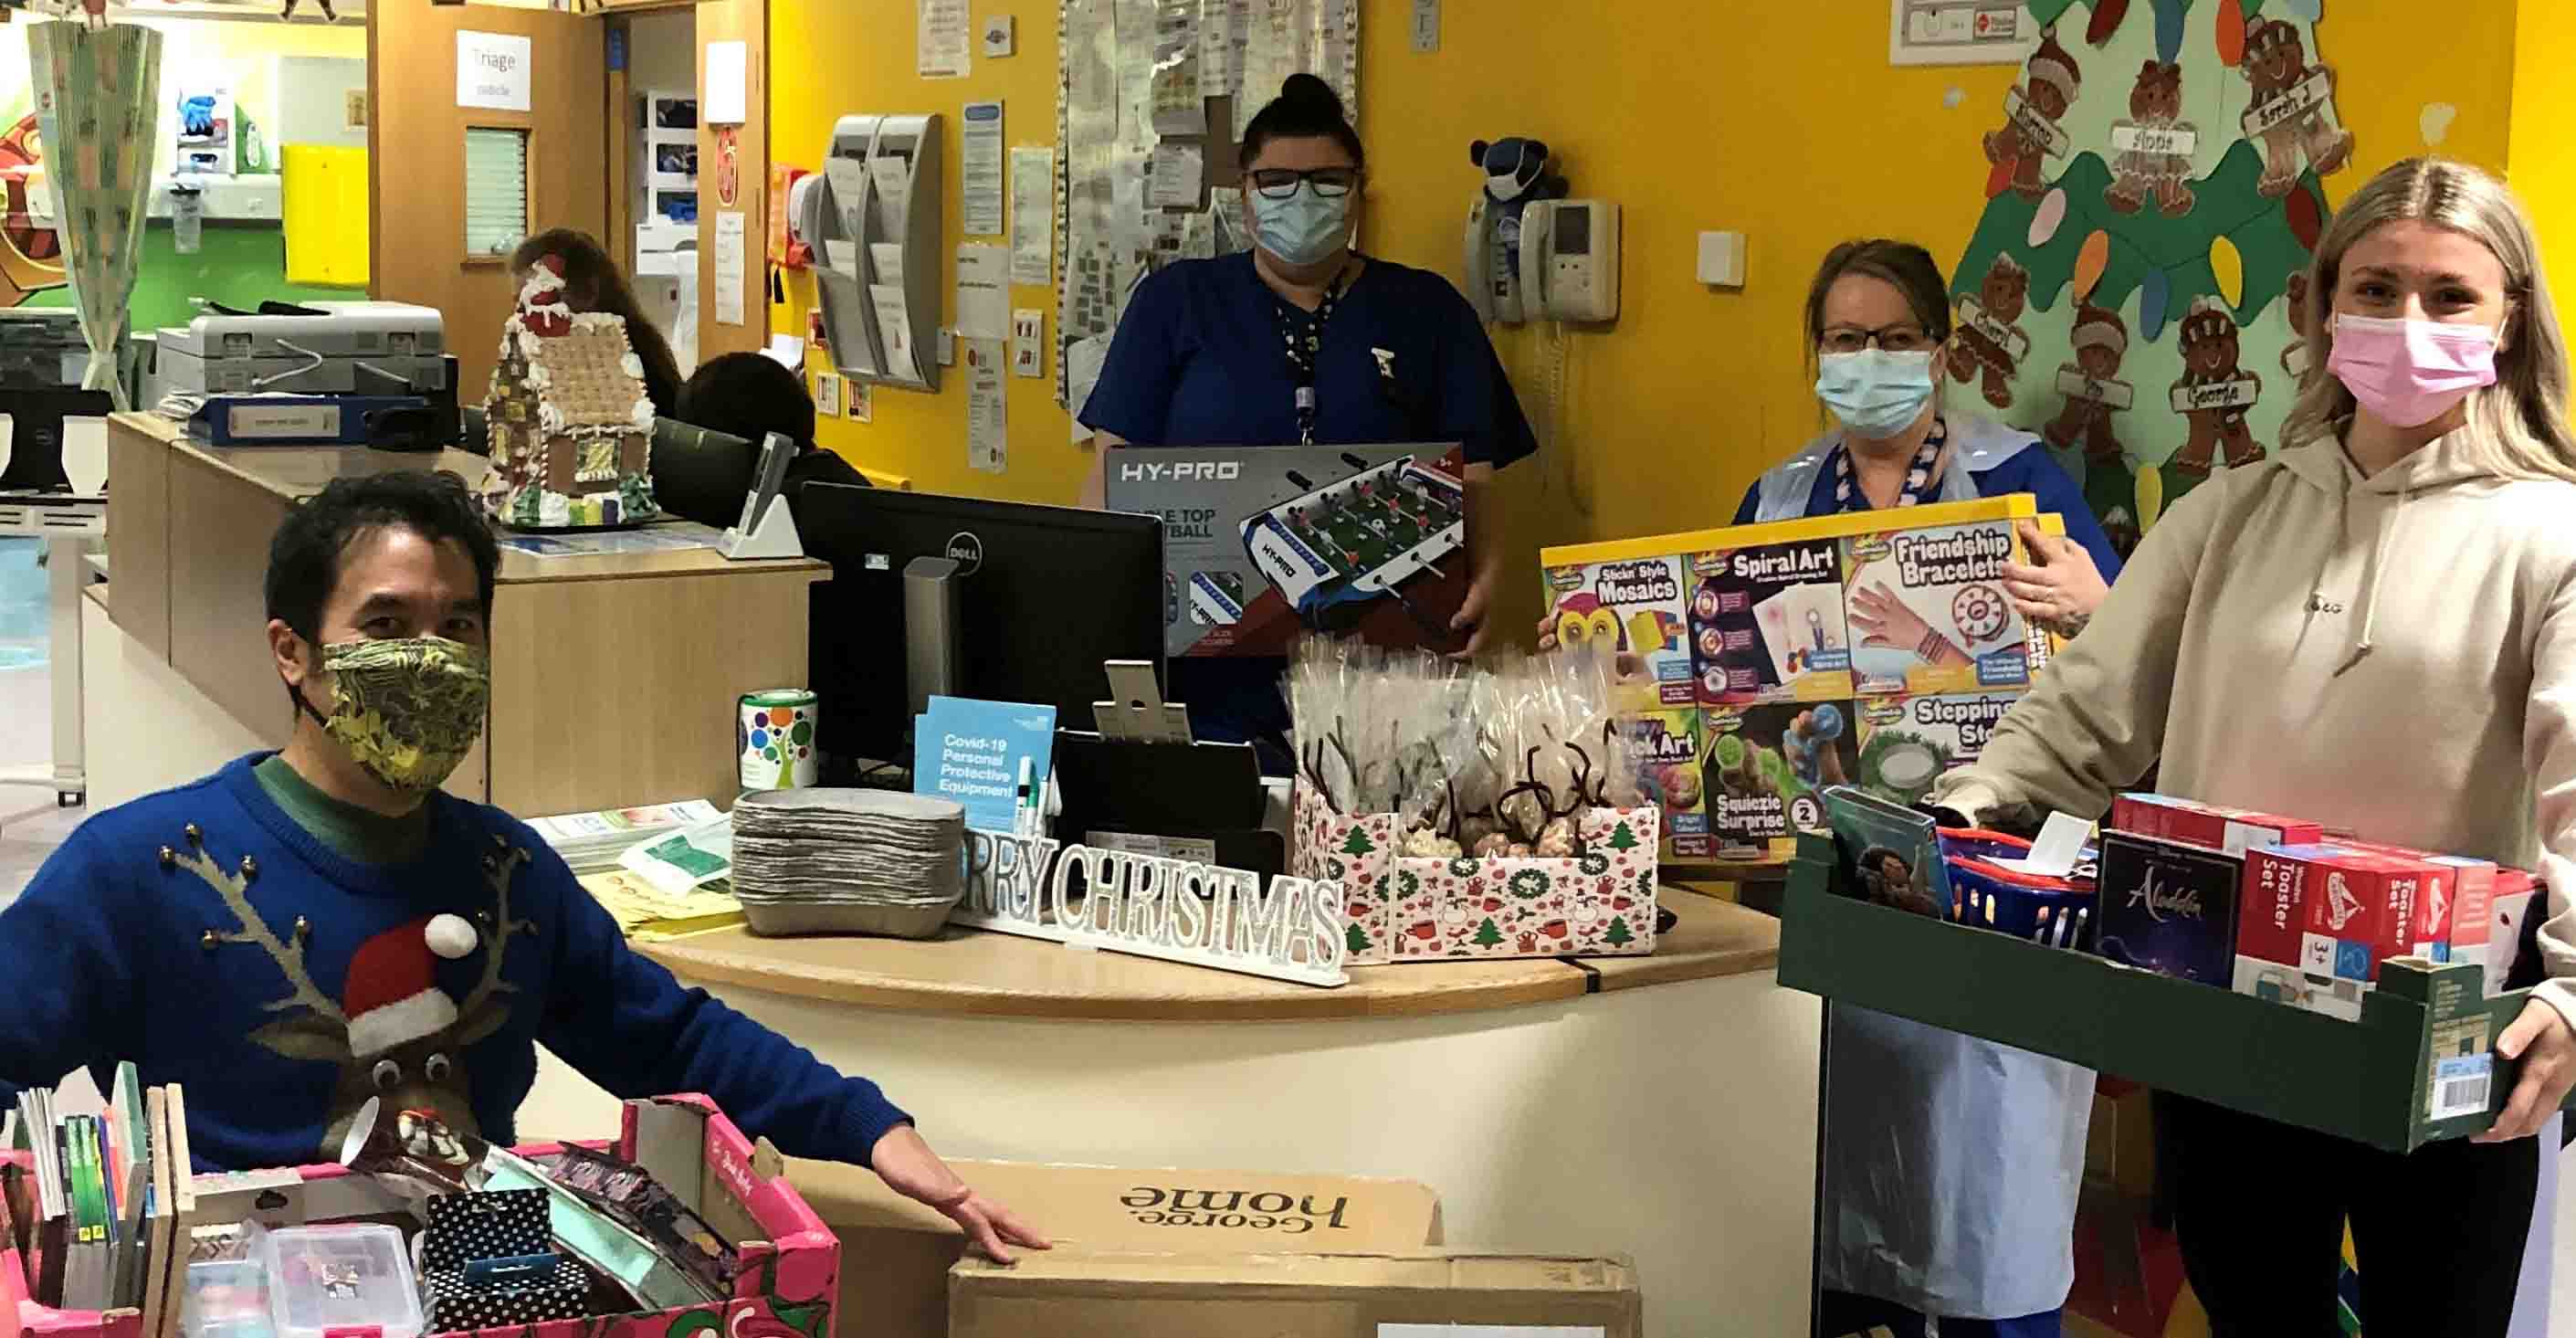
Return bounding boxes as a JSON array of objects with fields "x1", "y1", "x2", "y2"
[
  {"x1": 3, "y1": 1095, "x2": 839, "y2": 1338},
  {"x1": 1295, "y1": 787, "x2": 1658, "y2": 964}
]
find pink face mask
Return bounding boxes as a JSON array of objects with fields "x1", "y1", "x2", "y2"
[{"x1": 2326, "y1": 312, "x2": 2499, "y2": 427}]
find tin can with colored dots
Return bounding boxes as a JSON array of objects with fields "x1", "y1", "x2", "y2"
[{"x1": 739, "y1": 689, "x2": 819, "y2": 790}]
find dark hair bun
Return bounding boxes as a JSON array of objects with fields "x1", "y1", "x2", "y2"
[{"x1": 1278, "y1": 72, "x2": 1344, "y2": 119}]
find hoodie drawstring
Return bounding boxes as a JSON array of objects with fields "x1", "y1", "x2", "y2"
[{"x1": 2332, "y1": 483, "x2": 2409, "y2": 677}]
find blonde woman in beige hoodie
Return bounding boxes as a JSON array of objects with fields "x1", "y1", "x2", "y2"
[{"x1": 1935, "y1": 157, "x2": 2576, "y2": 1335}]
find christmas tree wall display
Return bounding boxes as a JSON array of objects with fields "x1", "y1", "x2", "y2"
[{"x1": 1950, "y1": 0, "x2": 2350, "y2": 557}]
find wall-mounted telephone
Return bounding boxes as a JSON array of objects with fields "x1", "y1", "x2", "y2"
[
  {"x1": 1463, "y1": 136, "x2": 1566, "y2": 325},
  {"x1": 1517, "y1": 199, "x2": 1620, "y2": 323}
]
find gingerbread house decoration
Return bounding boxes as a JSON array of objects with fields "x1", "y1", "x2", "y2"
[{"x1": 479, "y1": 257, "x2": 661, "y2": 530}]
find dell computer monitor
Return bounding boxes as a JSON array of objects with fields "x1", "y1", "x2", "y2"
[{"x1": 799, "y1": 482, "x2": 1165, "y2": 773}]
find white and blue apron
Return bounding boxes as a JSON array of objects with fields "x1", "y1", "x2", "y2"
[{"x1": 1757, "y1": 418, "x2": 2093, "y2": 1321}]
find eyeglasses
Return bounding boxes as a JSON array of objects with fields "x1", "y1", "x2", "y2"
[
  {"x1": 1820, "y1": 323, "x2": 1938, "y2": 354},
  {"x1": 1247, "y1": 167, "x2": 1361, "y2": 199}
]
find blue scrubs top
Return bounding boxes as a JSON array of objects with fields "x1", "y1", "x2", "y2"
[
  {"x1": 1731, "y1": 440, "x2": 2124, "y2": 582},
  {"x1": 1080, "y1": 251, "x2": 1537, "y2": 749}
]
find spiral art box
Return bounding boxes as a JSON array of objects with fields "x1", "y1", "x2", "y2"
[{"x1": 1687, "y1": 537, "x2": 1854, "y2": 707}]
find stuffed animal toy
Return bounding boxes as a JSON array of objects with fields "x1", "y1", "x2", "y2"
[{"x1": 1467, "y1": 137, "x2": 1568, "y2": 321}]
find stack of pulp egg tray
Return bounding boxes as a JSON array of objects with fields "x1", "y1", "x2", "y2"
[{"x1": 729, "y1": 788, "x2": 967, "y2": 939}]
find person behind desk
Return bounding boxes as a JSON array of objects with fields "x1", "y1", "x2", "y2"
[
  {"x1": 0, "y1": 471, "x2": 1045, "y2": 1263},
  {"x1": 678, "y1": 352, "x2": 869, "y2": 532},
  {"x1": 1077, "y1": 73, "x2": 1536, "y2": 759},
  {"x1": 511, "y1": 228, "x2": 686, "y2": 417}
]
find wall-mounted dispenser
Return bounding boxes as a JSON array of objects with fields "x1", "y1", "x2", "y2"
[{"x1": 805, "y1": 113, "x2": 943, "y2": 392}]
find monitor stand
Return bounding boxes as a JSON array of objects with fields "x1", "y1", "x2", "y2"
[
  {"x1": 0, "y1": 388, "x2": 113, "y2": 493},
  {"x1": 903, "y1": 555, "x2": 962, "y2": 720}
]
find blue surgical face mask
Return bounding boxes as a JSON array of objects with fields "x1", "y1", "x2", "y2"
[
  {"x1": 1250, "y1": 183, "x2": 1352, "y2": 268},
  {"x1": 1815, "y1": 349, "x2": 1937, "y2": 438}
]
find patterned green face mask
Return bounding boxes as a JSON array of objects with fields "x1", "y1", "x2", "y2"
[{"x1": 296, "y1": 636, "x2": 492, "y2": 794}]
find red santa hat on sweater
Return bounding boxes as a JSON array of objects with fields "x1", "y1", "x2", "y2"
[
  {"x1": 342, "y1": 914, "x2": 480, "y2": 1059},
  {"x1": 2024, "y1": 26, "x2": 2080, "y2": 105}
]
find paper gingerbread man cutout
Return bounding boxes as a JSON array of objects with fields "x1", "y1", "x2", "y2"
[{"x1": 2239, "y1": 18, "x2": 2354, "y2": 200}]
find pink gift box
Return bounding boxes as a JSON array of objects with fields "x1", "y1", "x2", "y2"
[{"x1": 5, "y1": 1095, "x2": 837, "y2": 1338}]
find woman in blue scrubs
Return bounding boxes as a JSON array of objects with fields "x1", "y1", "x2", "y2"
[{"x1": 1078, "y1": 73, "x2": 1536, "y2": 756}]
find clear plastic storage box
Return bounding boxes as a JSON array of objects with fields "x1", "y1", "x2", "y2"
[{"x1": 255, "y1": 1225, "x2": 424, "y2": 1338}]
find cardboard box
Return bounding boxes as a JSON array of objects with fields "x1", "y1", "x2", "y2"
[
  {"x1": 947, "y1": 1250, "x2": 1641, "y2": 1338},
  {"x1": 785, "y1": 1157, "x2": 1442, "y2": 1338},
  {"x1": 2338, "y1": 840, "x2": 2499, "y2": 987},
  {"x1": 2095, "y1": 831, "x2": 2242, "y2": 985},
  {"x1": 1620, "y1": 707, "x2": 1709, "y2": 859},
  {"x1": 1841, "y1": 517, "x2": 2052, "y2": 696},
  {"x1": 2110, "y1": 794, "x2": 2324, "y2": 855},
  {"x1": 1543, "y1": 553, "x2": 1694, "y2": 709},
  {"x1": 1688, "y1": 536, "x2": 1853, "y2": 704},
  {"x1": 1701, "y1": 700, "x2": 1856, "y2": 850},
  {"x1": 1854, "y1": 692, "x2": 2016, "y2": 807},
  {"x1": 2299, "y1": 848, "x2": 2448, "y2": 987}
]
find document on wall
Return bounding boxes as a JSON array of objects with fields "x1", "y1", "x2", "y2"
[
  {"x1": 1196, "y1": 0, "x2": 1235, "y2": 98},
  {"x1": 962, "y1": 100, "x2": 1005, "y2": 236},
  {"x1": 1147, "y1": 143, "x2": 1203, "y2": 209},
  {"x1": 966, "y1": 340, "x2": 1007, "y2": 474},
  {"x1": 868, "y1": 241, "x2": 907, "y2": 286},
  {"x1": 955, "y1": 243, "x2": 1012, "y2": 340},
  {"x1": 712, "y1": 210, "x2": 748, "y2": 326},
  {"x1": 1150, "y1": 0, "x2": 1204, "y2": 134},
  {"x1": 918, "y1": 0, "x2": 971, "y2": 78},
  {"x1": 869, "y1": 155, "x2": 912, "y2": 233},
  {"x1": 1009, "y1": 146, "x2": 1055, "y2": 285},
  {"x1": 1011, "y1": 309, "x2": 1046, "y2": 378},
  {"x1": 1065, "y1": 333, "x2": 1109, "y2": 443},
  {"x1": 703, "y1": 40, "x2": 748, "y2": 123},
  {"x1": 456, "y1": 31, "x2": 532, "y2": 112},
  {"x1": 872, "y1": 284, "x2": 922, "y2": 382}
]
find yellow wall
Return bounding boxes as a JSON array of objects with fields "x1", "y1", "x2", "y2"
[
  {"x1": 770, "y1": 1, "x2": 2520, "y2": 640},
  {"x1": 2509, "y1": 0, "x2": 2576, "y2": 303}
]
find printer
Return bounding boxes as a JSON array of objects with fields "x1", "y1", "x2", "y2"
[{"x1": 147, "y1": 300, "x2": 448, "y2": 398}]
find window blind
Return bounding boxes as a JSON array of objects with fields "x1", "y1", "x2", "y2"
[{"x1": 463, "y1": 127, "x2": 529, "y2": 258}]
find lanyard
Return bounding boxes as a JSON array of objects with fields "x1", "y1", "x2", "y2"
[
  {"x1": 1830, "y1": 416, "x2": 1948, "y2": 512},
  {"x1": 1270, "y1": 261, "x2": 1355, "y2": 446}
]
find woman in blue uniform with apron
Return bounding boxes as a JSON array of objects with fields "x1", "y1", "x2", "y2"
[
  {"x1": 1078, "y1": 73, "x2": 1537, "y2": 762},
  {"x1": 1791, "y1": 241, "x2": 2117, "y2": 1338}
]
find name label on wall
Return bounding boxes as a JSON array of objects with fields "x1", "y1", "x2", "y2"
[{"x1": 457, "y1": 31, "x2": 533, "y2": 113}]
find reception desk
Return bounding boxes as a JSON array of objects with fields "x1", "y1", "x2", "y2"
[
  {"x1": 512, "y1": 888, "x2": 1822, "y2": 1337},
  {"x1": 99, "y1": 413, "x2": 827, "y2": 816}
]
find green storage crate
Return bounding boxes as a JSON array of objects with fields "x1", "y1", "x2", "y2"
[{"x1": 1775, "y1": 833, "x2": 2573, "y2": 1153}]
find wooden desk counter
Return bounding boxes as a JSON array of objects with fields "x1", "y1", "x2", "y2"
[
  {"x1": 104, "y1": 412, "x2": 827, "y2": 816},
  {"x1": 635, "y1": 887, "x2": 1779, "y2": 1022}
]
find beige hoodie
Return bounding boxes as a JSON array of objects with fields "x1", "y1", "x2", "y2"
[{"x1": 1936, "y1": 429, "x2": 2576, "y2": 1028}]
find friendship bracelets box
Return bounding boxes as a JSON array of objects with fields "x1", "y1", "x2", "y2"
[{"x1": 1540, "y1": 496, "x2": 2066, "y2": 864}]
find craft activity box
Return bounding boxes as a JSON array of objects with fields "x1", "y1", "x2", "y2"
[
  {"x1": 1540, "y1": 495, "x2": 2066, "y2": 863},
  {"x1": 1541, "y1": 553, "x2": 1692, "y2": 710}
]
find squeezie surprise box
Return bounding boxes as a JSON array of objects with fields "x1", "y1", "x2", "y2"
[
  {"x1": 1622, "y1": 707, "x2": 1712, "y2": 858},
  {"x1": 2097, "y1": 831, "x2": 2243, "y2": 984},
  {"x1": 1856, "y1": 693, "x2": 2016, "y2": 807},
  {"x1": 1841, "y1": 519, "x2": 2052, "y2": 696},
  {"x1": 1544, "y1": 554, "x2": 1693, "y2": 710},
  {"x1": 1688, "y1": 537, "x2": 1852, "y2": 705},
  {"x1": 2111, "y1": 793, "x2": 2325, "y2": 855},
  {"x1": 1702, "y1": 700, "x2": 1859, "y2": 848}
]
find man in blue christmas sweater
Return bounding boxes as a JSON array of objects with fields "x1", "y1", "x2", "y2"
[{"x1": 0, "y1": 471, "x2": 1044, "y2": 1261}]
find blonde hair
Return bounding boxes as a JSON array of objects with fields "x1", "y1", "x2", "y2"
[{"x1": 2282, "y1": 157, "x2": 2576, "y2": 483}]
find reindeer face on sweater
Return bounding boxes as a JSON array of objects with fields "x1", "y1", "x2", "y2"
[{"x1": 180, "y1": 835, "x2": 534, "y2": 1159}]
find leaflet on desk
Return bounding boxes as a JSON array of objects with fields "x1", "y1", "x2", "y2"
[{"x1": 915, "y1": 697, "x2": 1056, "y2": 833}]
